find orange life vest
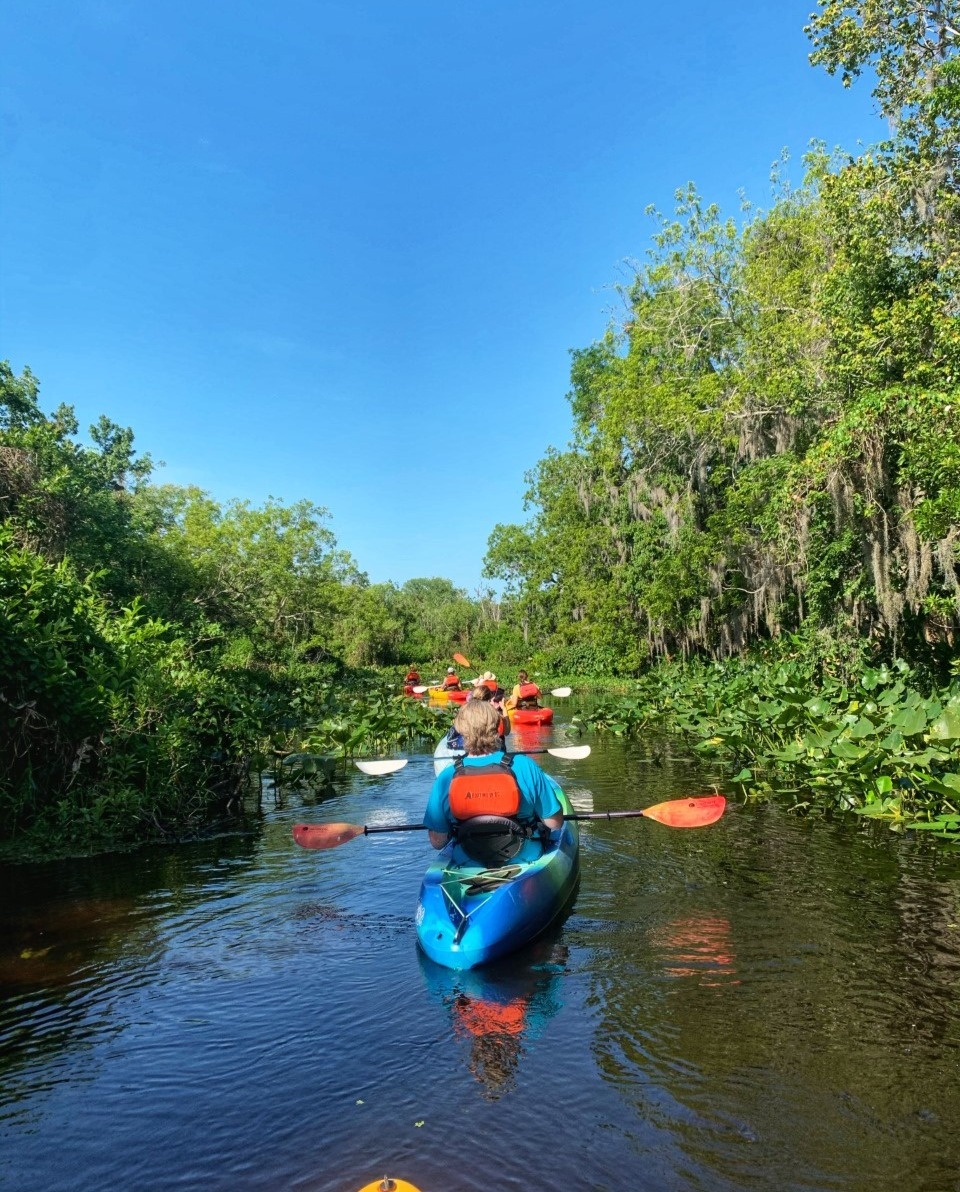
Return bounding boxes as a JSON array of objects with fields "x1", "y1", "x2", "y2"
[
  {"x1": 448, "y1": 756, "x2": 521, "y2": 820},
  {"x1": 442, "y1": 674, "x2": 460, "y2": 689},
  {"x1": 518, "y1": 682, "x2": 541, "y2": 701}
]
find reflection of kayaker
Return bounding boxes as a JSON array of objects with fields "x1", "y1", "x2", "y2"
[{"x1": 419, "y1": 937, "x2": 568, "y2": 1098}]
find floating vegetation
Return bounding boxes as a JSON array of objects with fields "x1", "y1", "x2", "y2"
[{"x1": 575, "y1": 657, "x2": 960, "y2": 840}]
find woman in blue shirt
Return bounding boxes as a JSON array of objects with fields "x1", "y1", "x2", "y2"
[{"x1": 424, "y1": 700, "x2": 563, "y2": 851}]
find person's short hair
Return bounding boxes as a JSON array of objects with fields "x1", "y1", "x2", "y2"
[
  {"x1": 453, "y1": 699, "x2": 501, "y2": 753},
  {"x1": 470, "y1": 684, "x2": 493, "y2": 701}
]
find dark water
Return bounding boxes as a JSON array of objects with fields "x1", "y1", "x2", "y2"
[{"x1": 2, "y1": 719, "x2": 960, "y2": 1192}]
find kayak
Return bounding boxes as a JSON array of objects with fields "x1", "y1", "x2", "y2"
[
  {"x1": 510, "y1": 706, "x2": 554, "y2": 726},
  {"x1": 356, "y1": 1180, "x2": 421, "y2": 1192},
  {"x1": 403, "y1": 685, "x2": 425, "y2": 699},
  {"x1": 427, "y1": 687, "x2": 468, "y2": 703},
  {"x1": 433, "y1": 734, "x2": 462, "y2": 776},
  {"x1": 415, "y1": 779, "x2": 579, "y2": 970}
]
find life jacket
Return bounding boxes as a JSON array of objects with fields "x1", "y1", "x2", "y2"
[
  {"x1": 442, "y1": 674, "x2": 460, "y2": 689},
  {"x1": 516, "y1": 681, "x2": 541, "y2": 709},
  {"x1": 405, "y1": 671, "x2": 420, "y2": 684},
  {"x1": 449, "y1": 755, "x2": 521, "y2": 820},
  {"x1": 480, "y1": 679, "x2": 498, "y2": 693}
]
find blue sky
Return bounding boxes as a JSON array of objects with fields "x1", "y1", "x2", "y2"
[{"x1": 1, "y1": 1, "x2": 884, "y2": 592}]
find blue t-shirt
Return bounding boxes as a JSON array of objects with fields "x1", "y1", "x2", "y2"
[{"x1": 423, "y1": 751, "x2": 562, "y2": 835}]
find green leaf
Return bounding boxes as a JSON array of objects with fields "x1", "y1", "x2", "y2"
[
  {"x1": 831, "y1": 740, "x2": 868, "y2": 760},
  {"x1": 890, "y1": 706, "x2": 928, "y2": 736},
  {"x1": 849, "y1": 716, "x2": 880, "y2": 738},
  {"x1": 929, "y1": 706, "x2": 960, "y2": 740}
]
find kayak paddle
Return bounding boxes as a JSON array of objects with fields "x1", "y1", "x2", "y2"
[
  {"x1": 292, "y1": 794, "x2": 726, "y2": 849},
  {"x1": 355, "y1": 744, "x2": 592, "y2": 775}
]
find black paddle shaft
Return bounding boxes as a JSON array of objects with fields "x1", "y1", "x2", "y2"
[{"x1": 363, "y1": 823, "x2": 428, "y2": 834}]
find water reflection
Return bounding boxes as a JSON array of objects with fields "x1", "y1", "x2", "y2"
[
  {"x1": 648, "y1": 915, "x2": 739, "y2": 986},
  {"x1": 418, "y1": 937, "x2": 567, "y2": 1101}
]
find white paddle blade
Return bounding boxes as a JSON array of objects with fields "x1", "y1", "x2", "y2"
[
  {"x1": 411, "y1": 685, "x2": 431, "y2": 693},
  {"x1": 548, "y1": 744, "x2": 591, "y2": 760},
  {"x1": 354, "y1": 759, "x2": 409, "y2": 775},
  {"x1": 549, "y1": 686, "x2": 573, "y2": 698}
]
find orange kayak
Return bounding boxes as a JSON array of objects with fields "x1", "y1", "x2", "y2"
[{"x1": 510, "y1": 706, "x2": 553, "y2": 725}]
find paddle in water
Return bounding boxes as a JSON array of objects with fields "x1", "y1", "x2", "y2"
[
  {"x1": 292, "y1": 793, "x2": 726, "y2": 849},
  {"x1": 354, "y1": 744, "x2": 592, "y2": 775}
]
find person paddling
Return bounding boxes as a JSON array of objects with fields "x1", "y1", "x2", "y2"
[
  {"x1": 445, "y1": 677, "x2": 510, "y2": 750},
  {"x1": 441, "y1": 666, "x2": 461, "y2": 691},
  {"x1": 425, "y1": 700, "x2": 563, "y2": 859},
  {"x1": 506, "y1": 670, "x2": 542, "y2": 711}
]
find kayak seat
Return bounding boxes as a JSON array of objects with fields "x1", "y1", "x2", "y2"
[{"x1": 455, "y1": 815, "x2": 536, "y2": 867}]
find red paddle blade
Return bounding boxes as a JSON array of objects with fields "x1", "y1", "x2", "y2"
[
  {"x1": 293, "y1": 822, "x2": 364, "y2": 849},
  {"x1": 453, "y1": 652, "x2": 471, "y2": 668},
  {"x1": 643, "y1": 795, "x2": 726, "y2": 828}
]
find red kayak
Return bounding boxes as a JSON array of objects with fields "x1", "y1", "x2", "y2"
[
  {"x1": 447, "y1": 689, "x2": 468, "y2": 704},
  {"x1": 510, "y1": 706, "x2": 553, "y2": 725}
]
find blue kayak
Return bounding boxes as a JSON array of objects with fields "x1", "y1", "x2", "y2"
[{"x1": 415, "y1": 777, "x2": 579, "y2": 970}]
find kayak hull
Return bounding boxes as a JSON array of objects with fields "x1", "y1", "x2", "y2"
[
  {"x1": 415, "y1": 783, "x2": 579, "y2": 970},
  {"x1": 428, "y1": 687, "x2": 468, "y2": 703},
  {"x1": 510, "y1": 706, "x2": 553, "y2": 725}
]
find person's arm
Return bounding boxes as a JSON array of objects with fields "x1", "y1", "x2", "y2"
[
  {"x1": 423, "y1": 771, "x2": 454, "y2": 849},
  {"x1": 541, "y1": 812, "x2": 564, "y2": 830}
]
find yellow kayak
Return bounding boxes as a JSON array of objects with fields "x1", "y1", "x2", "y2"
[{"x1": 357, "y1": 1180, "x2": 422, "y2": 1192}]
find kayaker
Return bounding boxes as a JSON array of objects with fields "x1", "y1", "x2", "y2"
[
  {"x1": 441, "y1": 666, "x2": 461, "y2": 691},
  {"x1": 444, "y1": 683, "x2": 510, "y2": 750},
  {"x1": 403, "y1": 666, "x2": 421, "y2": 695},
  {"x1": 425, "y1": 700, "x2": 562, "y2": 853},
  {"x1": 506, "y1": 670, "x2": 542, "y2": 711}
]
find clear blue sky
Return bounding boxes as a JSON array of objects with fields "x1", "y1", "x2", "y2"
[{"x1": 1, "y1": 1, "x2": 883, "y2": 592}]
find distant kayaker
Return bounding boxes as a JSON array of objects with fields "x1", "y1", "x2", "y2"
[
  {"x1": 446, "y1": 681, "x2": 510, "y2": 746},
  {"x1": 405, "y1": 667, "x2": 421, "y2": 685},
  {"x1": 506, "y1": 670, "x2": 542, "y2": 711},
  {"x1": 442, "y1": 666, "x2": 461, "y2": 691},
  {"x1": 425, "y1": 700, "x2": 563, "y2": 853}
]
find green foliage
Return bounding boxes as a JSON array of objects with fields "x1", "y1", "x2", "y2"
[
  {"x1": 576, "y1": 652, "x2": 960, "y2": 838},
  {"x1": 483, "y1": 9, "x2": 960, "y2": 671}
]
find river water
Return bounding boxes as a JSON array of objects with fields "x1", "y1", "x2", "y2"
[{"x1": 2, "y1": 718, "x2": 959, "y2": 1192}]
